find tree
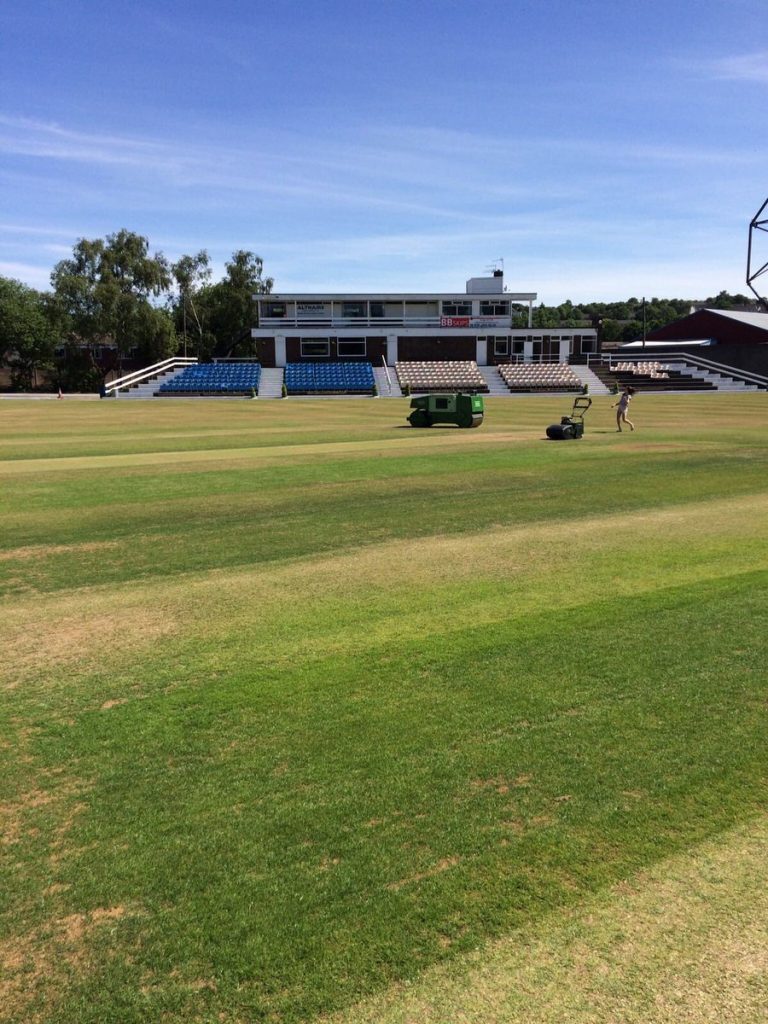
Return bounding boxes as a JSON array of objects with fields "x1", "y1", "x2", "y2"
[
  {"x1": 599, "y1": 319, "x2": 624, "y2": 343},
  {"x1": 530, "y1": 303, "x2": 560, "y2": 329},
  {"x1": 171, "y1": 251, "x2": 211, "y2": 358},
  {"x1": 0, "y1": 277, "x2": 57, "y2": 390},
  {"x1": 203, "y1": 250, "x2": 273, "y2": 358},
  {"x1": 51, "y1": 229, "x2": 175, "y2": 379},
  {"x1": 704, "y1": 290, "x2": 757, "y2": 310}
]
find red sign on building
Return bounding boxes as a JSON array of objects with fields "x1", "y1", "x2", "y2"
[{"x1": 440, "y1": 316, "x2": 470, "y2": 328}]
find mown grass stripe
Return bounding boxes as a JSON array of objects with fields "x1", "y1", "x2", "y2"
[
  {"x1": 2, "y1": 395, "x2": 767, "y2": 1023},
  {"x1": 324, "y1": 812, "x2": 768, "y2": 1024}
]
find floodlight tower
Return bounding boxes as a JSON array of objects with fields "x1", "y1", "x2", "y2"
[{"x1": 747, "y1": 197, "x2": 768, "y2": 311}]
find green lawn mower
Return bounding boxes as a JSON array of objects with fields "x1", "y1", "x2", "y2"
[{"x1": 546, "y1": 395, "x2": 592, "y2": 439}]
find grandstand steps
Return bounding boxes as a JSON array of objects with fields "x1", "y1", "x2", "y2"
[
  {"x1": 258, "y1": 367, "x2": 285, "y2": 399},
  {"x1": 593, "y1": 364, "x2": 719, "y2": 393},
  {"x1": 374, "y1": 366, "x2": 402, "y2": 397},
  {"x1": 665, "y1": 361, "x2": 760, "y2": 392},
  {"x1": 478, "y1": 366, "x2": 512, "y2": 395},
  {"x1": 568, "y1": 365, "x2": 611, "y2": 396},
  {"x1": 120, "y1": 367, "x2": 187, "y2": 398}
]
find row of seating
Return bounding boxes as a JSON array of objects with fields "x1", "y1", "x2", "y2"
[
  {"x1": 613, "y1": 361, "x2": 670, "y2": 378},
  {"x1": 603, "y1": 368, "x2": 715, "y2": 392},
  {"x1": 157, "y1": 363, "x2": 261, "y2": 395},
  {"x1": 395, "y1": 361, "x2": 487, "y2": 393},
  {"x1": 613, "y1": 361, "x2": 669, "y2": 371},
  {"x1": 497, "y1": 364, "x2": 582, "y2": 392},
  {"x1": 284, "y1": 362, "x2": 375, "y2": 394}
]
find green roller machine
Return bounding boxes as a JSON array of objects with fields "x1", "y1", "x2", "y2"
[{"x1": 407, "y1": 392, "x2": 484, "y2": 428}]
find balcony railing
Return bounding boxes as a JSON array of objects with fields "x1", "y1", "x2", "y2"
[{"x1": 257, "y1": 315, "x2": 518, "y2": 329}]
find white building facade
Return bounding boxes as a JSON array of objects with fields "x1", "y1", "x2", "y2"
[{"x1": 251, "y1": 271, "x2": 597, "y2": 367}]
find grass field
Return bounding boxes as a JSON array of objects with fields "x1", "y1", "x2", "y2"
[{"x1": 1, "y1": 393, "x2": 767, "y2": 1023}]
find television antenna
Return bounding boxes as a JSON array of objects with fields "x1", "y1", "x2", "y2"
[
  {"x1": 485, "y1": 258, "x2": 504, "y2": 274},
  {"x1": 747, "y1": 197, "x2": 768, "y2": 311}
]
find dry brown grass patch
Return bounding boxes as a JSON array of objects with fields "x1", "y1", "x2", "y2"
[
  {"x1": 1, "y1": 787, "x2": 54, "y2": 846},
  {"x1": 387, "y1": 855, "x2": 462, "y2": 891},
  {"x1": 100, "y1": 697, "x2": 128, "y2": 710},
  {"x1": 0, "y1": 904, "x2": 133, "y2": 1023},
  {"x1": 1, "y1": 604, "x2": 179, "y2": 686},
  {"x1": 0, "y1": 540, "x2": 119, "y2": 562}
]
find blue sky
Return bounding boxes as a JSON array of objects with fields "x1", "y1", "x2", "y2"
[{"x1": 1, "y1": 0, "x2": 766, "y2": 302}]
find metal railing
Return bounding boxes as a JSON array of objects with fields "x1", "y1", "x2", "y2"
[
  {"x1": 104, "y1": 357, "x2": 197, "y2": 395},
  {"x1": 661, "y1": 352, "x2": 768, "y2": 389},
  {"x1": 257, "y1": 316, "x2": 532, "y2": 329},
  {"x1": 587, "y1": 352, "x2": 768, "y2": 389}
]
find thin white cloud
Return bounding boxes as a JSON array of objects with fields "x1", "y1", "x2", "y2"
[
  {"x1": 705, "y1": 50, "x2": 768, "y2": 83},
  {"x1": 0, "y1": 114, "x2": 466, "y2": 217},
  {"x1": 0, "y1": 261, "x2": 52, "y2": 288},
  {"x1": 4, "y1": 112, "x2": 759, "y2": 224},
  {"x1": 0, "y1": 222, "x2": 82, "y2": 238}
]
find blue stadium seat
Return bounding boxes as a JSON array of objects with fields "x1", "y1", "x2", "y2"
[
  {"x1": 157, "y1": 362, "x2": 261, "y2": 396},
  {"x1": 283, "y1": 362, "x2": 374, "y2": 395}
]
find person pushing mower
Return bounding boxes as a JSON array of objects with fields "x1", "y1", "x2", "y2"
[{"x1": 612, "y1": 386, "x2": 636, "y2": 432}]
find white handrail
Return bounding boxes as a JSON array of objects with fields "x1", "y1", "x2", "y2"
[
  {"x1": 662, "y1": 353, "x2": 768, "y2": 387},
  {"x1": 591, "y1": 351, "x2": 767, "y2": 389},
  {"x1": 105, "y1": 357, "x2": 197, "y2": 394},
  {"x1": 380, "y1": 357, "x2": 393, "y2": 393}
]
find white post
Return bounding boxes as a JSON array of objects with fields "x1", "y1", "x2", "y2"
[{"x1": 275, "y1": 336, "x2": 286, "y2": 368}]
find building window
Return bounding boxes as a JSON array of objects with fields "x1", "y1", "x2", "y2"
[
  {"x1": 301, "y1": 339, "x2": 330, "y2": 358},
  {"x1": 512, "y1": 340, "x2": 526, "y2": 354},
  {"x1": 581, "y1": 337, "x2": 596, "y2": 353},
  {"x1": 337, "y1": 339, "x2": 367, "y2": 357},
  {"x1": 493, "y1": 337, "x2": 509, "y2": 356},
  {"x1": 442, "y1": 300, "x2": 472, "y2": 316},
  {"x1": 265, "y1": 302, "x2": 286, "y2": 317},
  {"x1": 342, "y1": 302, "x2": 365, "y2": 318},
  {"x1": 370, "y1": 302, "x2": 385, "y2": 318},
  {"x1": 480, "y1": 301, "x2": 509, "y2": 316}
]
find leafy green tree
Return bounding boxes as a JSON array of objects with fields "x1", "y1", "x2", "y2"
[
  {"x1": 51, "y1": 229, "x2": 175, "y2": 379},
  {"x1": 204, "y1": 250, "x2": 273, "y2": 358},
  {"x1": 172, "y1": 251, "x2": 212, "y2": 358},
  {"x1": 703, "y1": 290, "x2": 757, "y2": 310},
  {"x1": 530, "y1": 303, "x2": 560, "y2": 329},
  {"x1": 0, "y1": 277, "x2": 58, "y2": 390},
  {"x1": 599, "y1": 319, "x2": 624, "y2": 343},
  {"x1": 621, "y1": 320, "x2": 643, "y2": 341}
]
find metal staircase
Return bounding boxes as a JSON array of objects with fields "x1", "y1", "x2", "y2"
[
  {"x1": 120, "y1": 365, "x2": 190, "y2": 398},
  {"x1": 106, "y1": 357, "x2": 198, "y2": 398}
]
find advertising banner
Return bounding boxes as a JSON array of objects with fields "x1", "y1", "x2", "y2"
[{"x1": 440, "y1": 316, "x2": 507, "y2": 329}]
